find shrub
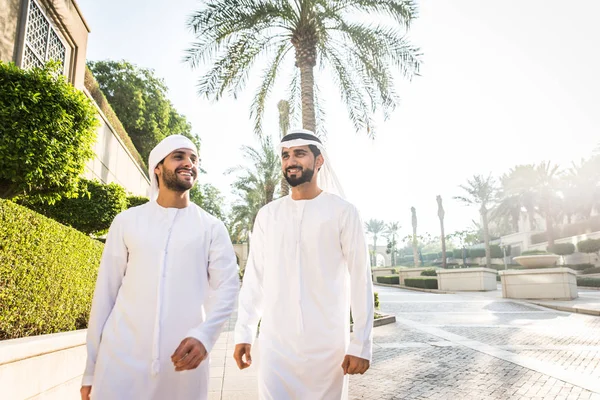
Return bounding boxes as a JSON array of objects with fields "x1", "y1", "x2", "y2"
[
  {"x1": 564, "y1": 264, "x2": 594, "y2": 271},
  {"x1": 0, "y1": 200, "x2": 103, "y2": 339},
  {"x1": 547, "y1": 243, "x2": 575, "y2": 256},
  {"x1": 580, "y1": 267, "x2": 600, "y2": 275},
  {"x1": 374, "y1": 292, "x2": 380, "y2": 309},
  {"x1": 423, "y1": 252, "x2": 438, "y2": 261},
  {"x1": 404, "y1": 277, "x2": 438, "y2": 290},
  {"x1": 420, "y1": 269, "x2": 437, "y2": 276},
  {"x1": 127, "y1": 195, "x2": 150, "y2": 209},
  {"x1": 23, "y1": 179, "x2": 128, "y2": 235},
  {"x1": 521, "y1": 250, "x2": 550, "y2": 256},
  {"x1": 376, "y1": 275, "x2": 399, "y2": 284},
  {"x1": 469, "y1": 248, "x2": 486, "y2": 258},
  {"x1": 531, "y1": 232, "x2": 548, "y2": 244},
  {"x1": 490, "y1": 244, "x2": 511, "y2": 258},
  {"x1": 0, "y1": 61, "x2": 98, "y2": 203},
  {"x1": 453, "y1": 248, "x2": 469, "y2": 258},
  {"x1": 576, "y1": 277, "x2": 600, "y2": 287},
  {"x1": 577, "y1": 239, "x2": 600, "y2": 255}
]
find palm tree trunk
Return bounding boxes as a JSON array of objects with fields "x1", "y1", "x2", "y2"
[
  {"x1": 373, "y1": 237, "x2": 377, "y2": 266},
  {"x1": 278, "y1": 100, "x2": 291, "y2": 197},
  {"x1": 437, "y1": 196, "x2": 446, "y2": 268},
  {"x1": 299, "y1": 63, "x2": 316, "y2": 132},
  {"x1": 411, "y1": 207, "x2": 419, "y2": 267},
  {"x1": 545, "y1": 196, "x2": 555, "y2": 247},
  {"x1": 481, "y1": 206, "x2": 491, "y2": 268}
]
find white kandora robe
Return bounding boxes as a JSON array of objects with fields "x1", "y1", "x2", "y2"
[
  {"x1": 235, "y1": 192, "x2": 374, "y2": 400},
  {"x1": 83, "y1": 201, "x2": 239, "y2": 400}
]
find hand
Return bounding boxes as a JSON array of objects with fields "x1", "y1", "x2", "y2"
[
  {"x1": 80, "y1": 386, "x2": 91, "y2": 399},
  {"x1": 341, "y1": 355, "x2": 370, "y2": 375},
  {"x1": 233, "y1": 343, "x2": 252, "y2": 370},
  {"x1": 171, "y1": 337, "x2": 207, "y2": 371}
]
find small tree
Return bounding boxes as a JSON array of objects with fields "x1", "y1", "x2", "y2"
[
  {"x1": 0, "y1": 62, "x2": 98, "y2": 203},
  {"x1": 547, "y1": 243, "x2": 575, "y2": 265},
  {"x1": 577, "y1": 239, "x2": 600, "y2": 264},
  {"x1": 190, "y1": 183, "x2": 225, "y2": 220}
]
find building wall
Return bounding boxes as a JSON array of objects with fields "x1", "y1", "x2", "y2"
[
  {"x1": 84, "y1": 96, "x2": 150, "y2": 196},
  {"x1": 0, "y1": 0, "x2": 22, "y2": 62}
]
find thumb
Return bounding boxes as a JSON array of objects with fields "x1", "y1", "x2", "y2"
[{"x1": 341, "y1": 356, "x2": 350, "y2": 375}]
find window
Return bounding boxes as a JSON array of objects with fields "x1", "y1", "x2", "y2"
[{"x1": 22, "y1": 0, "x2": 67, "y2": 71}]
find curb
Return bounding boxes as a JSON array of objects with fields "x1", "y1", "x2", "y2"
[
  {"x1": 527, "y1": 302, "x2": 600, "y2": 317},
  {"x1": 350, "y1": 313, "x2": 396, "y2": 332},
  {"x1": 373, "y1": 282, "x2": 454, "y2": 294}
]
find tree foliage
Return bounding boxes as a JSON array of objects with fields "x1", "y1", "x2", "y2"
[
  {"x1": 186, "y1": 0, "x2": 421, "y2": 135},
  {"x1": 87, "y1": 60, "x2": 200, "y2": 161},
  {"x1": 190, "y1": 183, "x2": 226, "y2": 220},
  {"x1": 0, "y1": 61, "x2": 98, "y2": 203}
]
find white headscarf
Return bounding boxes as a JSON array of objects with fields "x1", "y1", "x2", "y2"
[
  {"x1": 279, "y1": 128, "x2": 346, "y2": 199},
  {"x1": 148, "y1": 135, "x2": 198, "y2": 201}
]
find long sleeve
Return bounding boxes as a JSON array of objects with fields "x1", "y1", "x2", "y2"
[
  {"x1": 234, "y1": 209, "x2": 266, "y2": 345},
  {"x1": 341, "y1": 205, "x2": 374, "y2": 361},
  {"x1": 187, "y1": 221, "x2": 239, "y2": 353},
  {"x1": 82, "y1": 213, "x2": 128, "y2": 385}
]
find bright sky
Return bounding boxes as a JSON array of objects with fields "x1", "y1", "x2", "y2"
[{"x1": 77, "y1": 0, "x2": 600, "y2": 240}]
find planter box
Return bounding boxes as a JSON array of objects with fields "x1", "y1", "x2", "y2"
[
  {"x1": 499, "y1": 267, "x2": 578, "y2": 300},
  {"x1": 398, "y1": 267, "x2": 437, "y2": 285},
  {"x1": 371, "y1": 267, "x2": 397, "y2": 282},
  {"x1": 437, "y1": 268, "x2": 497, "y2": 291},
  {"x1": 0, "y1": 330, "x2": 86, "y2": 400}
]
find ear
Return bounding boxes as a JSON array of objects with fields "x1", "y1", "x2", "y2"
[{"x1": 316, "y1": 154, "x2": 324, "y2": 170}]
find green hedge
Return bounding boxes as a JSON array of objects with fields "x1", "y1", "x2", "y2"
[
  {"x1": 420, "y1": 268, "x2": 437, "y2": 276},
  {"x1": 547, "y1": 243, "x2": 575, "y2": 256},
  {"x1": 423, "y1": 252, "x2": 438, "y2": 261},
  {"x1": 0, "y1": 200, "x2": 103, "y2": 339},
  {"x1": 564, "y1": 263, "x2": 595, "y2": 271},
  {"x1": 405, "y1": 277, "x2": 438, "y2": 290},
  {"x1": 580, "y1": 267, "x2": 600, "y2": 275},
  {"x1": 577, "y1": 239, "x2": 600, "y2": 254},
  {"x1": 521, "y1": 250, "x2": 550, "y2": 256},
  {"x1": 577, "y1": 277, "x2": 600, "y2": 287},
  {"x1": 376, "y1": 275, "x2": 399, "y2": 284},
  {"x1": 23, "y1": 179, "x2": 128, "y2": 235},
  {"x1": 127, "y1": 195, "x2": 149, "y2": 209}
]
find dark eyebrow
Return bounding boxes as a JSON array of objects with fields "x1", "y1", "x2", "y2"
[{"x1": 294, "y1": 149, "x2": 307, "y2": 154}]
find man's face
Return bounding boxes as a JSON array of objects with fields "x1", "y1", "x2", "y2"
[
  {"x1": 281, "y1": 145, "x2": 322, "y2": 187},
  {"x1": 155, "y1": 148, "x2": 199, "y2": 192}
]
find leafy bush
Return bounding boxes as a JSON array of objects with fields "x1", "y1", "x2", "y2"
[
  {"x1": 404, "y1": 277, "x2": 438, "y2": 290},
  {"x1": 376, "y1": 275, "x2": 399, "y2": 284},
  {"x1": 0, "y1": 61, "x2": 98, "y2": 203},
  {"x1": 420, "y1": 269, "x2": 437, "y2": 276},
  {"x1": 127, "y1": 195, "x2": 149, "y2": 209},
  {"x1": 547, "y1": 243, "x2": 575, "y2": 256},
  {"x1": 577, "y1": 239, "x2": 600, "y2": 254},
  {"x1": 580, "y1": 267, "x2": 600, "y2": 275},
  {"x1": 521, "y1": 250, "x2": 550, "y2": 256},
  {"x1": 453, "y1": 248, "x2": 468, "y2": 258},
  {"x1": 469, "y1": 248, "x2": 486, "y2": 258},
  {"x1": 576, "y1": 277, "x2": 600, "y2": 287},
  {"x1": 374, "y1": 292, "x2": 380, "y2": 309},
  {"x1": 564, "y1": 264, "x2": 594, "y2": 271},
  {"x1": 423, "y1": 252, "x2": 438, "y2": 261},
  {"x1": 0, "y1": 200, "x2": 103, "y2": 339},
  {"x1": 490, "y1": 244, "x2": 510, "y2": 258},
  {"x1": 23, "y1": 179, "x2": 128, "y2": 235}
]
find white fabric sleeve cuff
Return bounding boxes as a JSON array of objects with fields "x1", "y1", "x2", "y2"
[
  {"x1": 186, "y1": 329, "x2": 215, "y2": 354},
  {"x1": 81, "y1": 375, "x2": 94, "y2": 386},
  {"x1": 234, "y1": 325, "x2": 256, "y2": 345},
  {"x1": 346, "y1": 341, "x2": 373, "y2": 362}
]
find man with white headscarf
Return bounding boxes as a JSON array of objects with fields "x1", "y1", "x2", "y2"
[
  {"x1": 81, "y1": 135, "x2": 239, "y2": 400},
  {"x1": 233, "y1": 129, "x2": 374, "y2": 399}
]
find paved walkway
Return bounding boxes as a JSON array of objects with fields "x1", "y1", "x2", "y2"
[{"x1": 209, "y1": 286, "x2": 600, "y2": 399}]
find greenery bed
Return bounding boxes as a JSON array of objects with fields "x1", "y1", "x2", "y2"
[{"x1": 404, "y1": 277, "x2": 438, "y2": 290}]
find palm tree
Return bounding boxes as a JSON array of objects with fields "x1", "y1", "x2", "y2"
[
  {"x1": 436, "y1": 195, "x2": 447, "y2": 268},
  {"x1": 411, "y1": 207, "x2": 419, "y2": 267},
  {"x1": 563, "y1": 157, "x2": 600, "y2": 221},
  {"x1": 533, "y1": 162, "x2": 561, "y2": 247},
  {"x1": 384, "y1": 221, "x2": 401, "y2": 266},
  {"x1": 278, "y1": 100, "x2": 291, "y2": 196},
  {"x1": 454, "y1": 175, "x2": 497, "y2": 268},
  {"x1": 365, "y1": 218, "x2": 385, "y2": 266},
  {"x1": 494, "y1": 164, "x2": 538, "y2": 232},
  {"x1": 185, "y1": 0, "x2": 421, "y2": 135},
  {"x1": 227, "y1": 136, "x2": 281, "y2": 243}
]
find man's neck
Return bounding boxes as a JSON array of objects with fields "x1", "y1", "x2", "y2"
[
  {"x1": 156, "y1": 191, "x2": 190, "y2": 208},
  {"x1": 291, "y1": 182, "x2": 322, "y2": 200}
]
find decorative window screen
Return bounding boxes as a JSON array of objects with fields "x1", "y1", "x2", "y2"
[{"x1": 22, "y1": 0, "x2": 67, "y2": 71}]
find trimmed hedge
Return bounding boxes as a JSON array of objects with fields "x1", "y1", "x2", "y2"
[
  {"x1": 521, "y1": 250, "x2": 549, "y2": 256},
  {"x1": 580, "y1": 267, "x2": 600, "y2": 275},
  {"x1": 547, "y1": 243, "x2": 575, "y2": 256},
  {"x1": 0, "y1": 200, "x2": 103, "y2": 339},
  {"x1": 376, "y1": 275, "x2": 400, "y2": 284},
  {"x1": 404, "y1": 277, "x2": 438, "y2": 290},
  {"x1": 577, "y1": 277, "x2": 600, "y2": 287},
  {"x1": 126, "y1": 195, "x2": 149, "y2": 209},
  {"x1": 577, "y1": 239, "x2": 600, "y2": 254},
  {"x1": 564, "y1": 263, "x2": 594, "y2": 271},
  {"x1": 420, "y1": 269, "x2": 437, "y2": 276}
]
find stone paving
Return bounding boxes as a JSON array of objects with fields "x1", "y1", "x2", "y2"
[{"x1": 209, "y1": 286, "x2": 600, "y2": 399}]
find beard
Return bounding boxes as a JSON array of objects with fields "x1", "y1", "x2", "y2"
[
  {"x1": 162, "y1": 167, "x2": 196, "y2": 192},
  {"x1": 284, "y1": 165, "x2": 315, "y2": 187}
]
